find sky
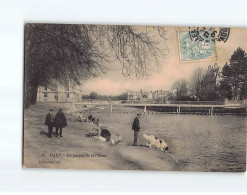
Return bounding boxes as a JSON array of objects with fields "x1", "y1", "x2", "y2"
[{"x1": 80, "y1": 26, "x2": 247, "y2": 95}]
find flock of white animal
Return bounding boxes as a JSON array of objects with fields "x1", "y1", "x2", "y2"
[
  {"x1": 70, "y1": 103, "x2": 169, "y2": 151},
  {"x1": 77, "y1": 114, "x2": 169, "y2": 152}
]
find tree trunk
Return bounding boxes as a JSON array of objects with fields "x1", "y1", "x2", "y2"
[
  {"x1": 24, "y1": 26, "x2": 39, "y2": 108},
  {"x1": 31, "y1": 85, "x2": 38, "y2": 105},
  {"x1": 24, "y1": 80, "x2": 38, "y2": 108},
  {"x1": 24, "y1": 88, "x2": 31, "y2": 109}
]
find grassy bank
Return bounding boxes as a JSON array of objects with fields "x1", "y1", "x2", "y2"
[{"x1": 23, "y1": 102, "x2": 181, "y2": 171}]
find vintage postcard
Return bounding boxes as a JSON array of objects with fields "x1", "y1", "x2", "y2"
[{"x1": 23, "y1": 24, "x2": 247, "y2": 172}]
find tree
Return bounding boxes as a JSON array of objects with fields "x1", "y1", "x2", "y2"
[
  {"x1": 24, "y1": 24, "x2": 168, "y2": 108},
  {"x1": 117, "y1": 93, "x2": 128, "y2": 100},
  {"x1": 189, "y1": 67, "x2": 205, "y2": 99},
  {"x1": 172, "y1": 79, "x2": 188, "y2": 100},
  {"x1": 240, "y1": 79, "x2": 247, "y2": 99},
  {"x1": 89, "y1": 92, "x2": 99, "y2": 99},
  {"x1": 200, "y1": 64, "x2": 219, "y2": 101},
  {"x1": 219, "y1": 48, "x2": 247, "y2": 100}
]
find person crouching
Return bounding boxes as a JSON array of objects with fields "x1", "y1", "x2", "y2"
[{"x1": 54, "y1": 108, "x2": 67, "y2": 137}]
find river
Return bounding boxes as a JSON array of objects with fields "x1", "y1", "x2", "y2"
[{"x1": 85, "y1": 106, "x2": 246, "y2": 172}]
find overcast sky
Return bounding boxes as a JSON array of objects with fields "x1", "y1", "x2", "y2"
[{"x1": 80, "y1": 27, "x2": 247, "y2": 95}]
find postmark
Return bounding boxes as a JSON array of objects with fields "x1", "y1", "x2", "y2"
[
  {"x1": 178, "y1": 31, "x2": 217, "y2": 62},
  {"x1": 189, "y1": 27, "x2": 230, "y2": 43}
]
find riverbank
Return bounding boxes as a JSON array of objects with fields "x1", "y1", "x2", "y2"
[
  {"x1": 23, "y1": 102, "x2": 181, "y2": 171},
  {"x1": 74, "y1": 101, "x2": 247, "y2": 116}
]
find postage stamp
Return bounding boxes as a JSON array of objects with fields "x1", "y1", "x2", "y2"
[{"x1": 178, "y1": 30, "x2": 216, "y2": 62}]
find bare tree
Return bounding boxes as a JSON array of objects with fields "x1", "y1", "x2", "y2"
[
  {"x1": 24, "y1": 24, "x2": 168, "y2": 108},
  {"x1": 189, "y1": 67, "x2": 205, "y2": 99},
  {"x1": 172, "y1": 79, "x2": 188, "y2": 100}
]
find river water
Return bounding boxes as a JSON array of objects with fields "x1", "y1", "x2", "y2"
[{"x1": 86, "y1": 106, "x2": 246, "y2": 172}]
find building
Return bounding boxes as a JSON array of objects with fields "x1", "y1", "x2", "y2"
[
  {"x1": 127, "y1": 89, "x2": 171, "y2": 103},
  {"x1": 152, "y1": 90, "x2": 170, "y2": 100},
  {"x1": 37, "y1": 80, "x2": 82, "y2": 102},
  {"x1": 127, "y1": 91, "x2": 142, "y2": 101}
]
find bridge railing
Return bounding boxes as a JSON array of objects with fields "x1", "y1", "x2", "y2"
[
  {"x1": 121, "y1": 100, "x2": 159, "y2": 104},
  {"x1": 169, "y1": 101, "x2": 225, "y2": 105},
  {"x1": 78, "y1": 99, "x2": 121, "y2": 104},
  {"x1": 121, "y1": 100, "x2": 225, "y2": 105}
]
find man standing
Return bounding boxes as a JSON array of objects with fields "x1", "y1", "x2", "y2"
[
  {"x1": 45, "y1": 108, "x2": 54, "y2": 138},
  {"x1": 132, "y1": 113, "x2": 141, "y2": 146},
  {"x1": 54, "y1": 108, "x2": 67, "y2": 137}
]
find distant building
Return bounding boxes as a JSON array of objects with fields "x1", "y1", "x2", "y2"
[
  {"x1": 127, "y1": 89, "x2": 171, "y2": 103},
  {"x1": 37, "y1": 80, "x2": 82, "y2": 102},
  {"x1": 127, "y1": 91, "x2": 142, "y2": 101},
  {"x1": 152, "y1": 90, "x2": 170, "y2": 100}
]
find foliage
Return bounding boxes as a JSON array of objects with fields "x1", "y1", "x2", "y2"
[
  {"x1": 24, "y1": 24, "x2": 168, "y2": 108},
  {"x1": 172, "y1": 79, "x2": 189, "y2": 100},
  {"x1": 219, "y1": 48, "x2": 247, "y2": 100},
  {"x1": 189, "y1": 67, "x2": 205, "y2": 99},
  {"x1": 83, "y1": 92, "x2": 128, "y2": 101},
  {"x1": 89, "y1": 92, "x2": 99, "y2": 99},
  {"x1": 172, "y1": 64, "x2": 219, "y2": 101}
]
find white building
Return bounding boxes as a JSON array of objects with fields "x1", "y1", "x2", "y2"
[
  {"x1": 127, "y1": 89, "x2": 171, "y2": 103},
  {"x1": 37, "y1": 80, "x2": 82, "y2": 102}
]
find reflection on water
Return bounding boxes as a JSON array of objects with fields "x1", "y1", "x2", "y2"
[{"x1": 87, "y1": 106, "x2": 246, "y2": 172}]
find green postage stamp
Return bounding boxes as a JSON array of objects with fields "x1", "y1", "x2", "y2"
[{"x1": 178, "y1": 31, "x2": 216, "y2": 62}]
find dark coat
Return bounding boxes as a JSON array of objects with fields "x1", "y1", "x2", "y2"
[
  {"x1": 132, "y1": 117, "x2": 140, "y2": 131},
  {"x1": 54, "y1": 112, "x2": 67, "y2": 128},
  {"x1": 45, "y1": 113, "x2": 54, "y2": 126},
  {"x1": 100, "y1": 129, "x2": 111, "y2": 141}
]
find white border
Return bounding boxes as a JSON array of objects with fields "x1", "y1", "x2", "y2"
[{"x1": 0, "y1": 0, "x2": 246, "y2": 192}]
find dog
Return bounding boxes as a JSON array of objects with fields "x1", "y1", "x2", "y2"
[
  {"x1": 94, "y1": 134, "x2": 122, "y2": 146},
  {"x1": 159, "y1": 139, "x2": 169, "y2": 152},
  {"x1": 95, "y1": 136, "x2": 107, "y2": 142},
  {"x1": 94, "y1": 132, "x2": 122, "y2": 146},
  {"x1": 76, "y1": 114, "x2": 87, "y2": 122},
  {"x1": 143, "y1": 133, "x2": 168, "y2": 151},
  {"x1": 110, "y1": 134, "x2": 122, "y2": 146},
  {"x1": 85, "y1": 128, "x2": 99, "y2": 138},
  {"x1": 89, "y1": 128, "x2": 99, "y2": 136}
]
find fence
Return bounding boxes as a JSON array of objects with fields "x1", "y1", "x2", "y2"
[
  {"x1": 146, "y1": 106, "x2": 246, "y2": 116},
  {"x1": 169, "y1": 101, "x2": 224, "y2": 105},
  {"x1": 122, "y1": 100, "x2": 225, "y2": 105}
]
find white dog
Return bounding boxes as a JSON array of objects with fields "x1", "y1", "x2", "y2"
[
  {"x1": 143, "y1": 133, "x2": 168, "y2": 152},
  {"x1": 94, "y1": 134, "x2": 122, "y2": 146},
  {"x1": 76, "y1": 114, "x2": 87, "y2": 122},
  {"x1": 110, "y1": 135, "x2": 122, "y2": 146},
  {"x1": 159, "y1": 138, "x2": 169, "y2": 151},
  {"x1": 95, "y1": 136, "x2": 107, "y2": 142}
]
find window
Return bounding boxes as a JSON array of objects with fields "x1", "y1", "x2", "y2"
[
  {"x1": 44, "y1": 92, "x2": 47, "y2": 97},
  {"x1": 66, "y1": 93, "x2": 70, "y2": 98}
]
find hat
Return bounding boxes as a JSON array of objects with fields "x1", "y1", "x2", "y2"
[
  {"x1": 49, "y1": 108, "x2": 53, "y2": 111},
  {"x1": 137, "y1": 113, "x2": 141, "y2": 116}
]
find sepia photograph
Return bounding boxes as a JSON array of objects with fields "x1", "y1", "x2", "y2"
[{"x1": 23, "y1": 24, "x2": 246, "y2": 172}]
